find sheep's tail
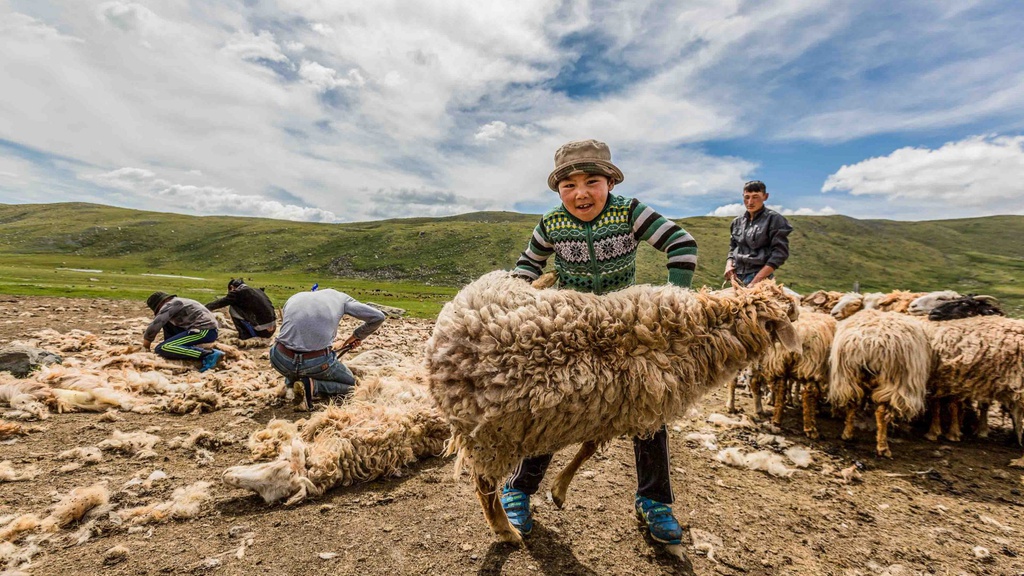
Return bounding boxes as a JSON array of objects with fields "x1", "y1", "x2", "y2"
[
  {"x1": 445, "y1": 433, "x2": 468, "y2": 479},
  {"x1": 869, "y1": 345, "x2": 929, "y2": 420},
  {"x1": 827, "y1": 342, "x2": 866, "y2": 409}
]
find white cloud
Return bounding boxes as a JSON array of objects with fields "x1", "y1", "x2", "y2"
[
  {"x1": 708, "y1": 203, "x2": 745, "y2": 217},
  {"x1": 298, "y1": 60, "x2": 365, "y2": 92},
  {"x1": 223, "y1": 30, "x2": 289, "y2": 63},
  {"x1": 310, "y1": 22, "x2": 334, "y2": 36},
  {"x1": 83, "y1": 168, "x2": 340, "y2": 222},
  {"x1": 473, "y1": 121, "x2": 534, "y2": 144},
  {"x1": 822, "y1": 135, "x2": 1024, "y2": 215},
  {"x1": 707, "y1": 203, "x2": 838, "y2": 217},
  {"x1": 779, "y1": 206, "x2": 837, "y2": 216}
]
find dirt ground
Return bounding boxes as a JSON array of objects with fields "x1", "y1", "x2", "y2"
[{"x1": 2, "y1": 295, "x2": 1024, "y2": 576}]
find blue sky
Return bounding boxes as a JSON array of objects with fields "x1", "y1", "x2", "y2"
[{"x1": 1, "y1": 0, "x2": 1022, "y2": 222}]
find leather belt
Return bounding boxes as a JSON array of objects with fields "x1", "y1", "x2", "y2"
[{"x1": 274, "y1": 342, "x2": 330, "y2": 360}]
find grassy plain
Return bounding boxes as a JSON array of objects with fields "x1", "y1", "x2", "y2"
[{"x1": 1, "y1": 202, "x2": 1021, "y2": 316}]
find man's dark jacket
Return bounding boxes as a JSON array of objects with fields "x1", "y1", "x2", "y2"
[{"x1": 205, "y1": 285, "x2": 275, "y2": 326}]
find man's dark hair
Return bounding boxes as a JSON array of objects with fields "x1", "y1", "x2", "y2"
[
  {"x1": 228, "y1": 278, "x2": 244, "y2": 290},
  {"x1": 743, "y1": 180, "x2": 767, "y2": 194}
]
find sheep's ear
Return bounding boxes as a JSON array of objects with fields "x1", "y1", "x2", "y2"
[{"x1": 769, "y1": 318, "x2": 801, "y2": 353}]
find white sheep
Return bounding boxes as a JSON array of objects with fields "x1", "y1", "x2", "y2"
[
  {"x1": 830, "y1": 290, "x2": 931, "y2": 320},
  {"x1": 919, "y1": 316, "x2": 1024, "y2": 461},
  {"x1": 426, "y1": 271, "x2": 800, "y2": 543},
  {"x1": 827, "y1": 309, "x2": 931, "y2": 457},
  {"x1": 762, "y1": 310, "x2": 837, "y2": 438}
]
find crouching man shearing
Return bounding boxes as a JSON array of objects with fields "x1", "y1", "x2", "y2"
[{"x1": 271, "y1": 287, "x2": 386, "y2": 410}]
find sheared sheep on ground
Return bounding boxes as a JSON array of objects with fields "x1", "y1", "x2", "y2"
[
  {"x1": 827, "y1": 310, "x2": 930, "y2": 457},
  {"x1": 426, "y1": 271, "x2": 800, "y2": 543},
  {"x1": 223, "y1": 373, "x2": 448, "y2": 504}
]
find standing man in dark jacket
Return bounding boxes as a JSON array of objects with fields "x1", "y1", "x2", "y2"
[
  {"x1": 724, "y1": 180, "x2": 793, "y2": 286},
  {"x1": 205, "y1": 279, "x2": 276, "y2": 340},
  {"x1": 143, "y1": 291, "x2": 224, "y2": 372}
]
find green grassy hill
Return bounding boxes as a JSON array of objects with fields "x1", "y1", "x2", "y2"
[{"x1": 1, "y1": 202, "x2": 1021, "y2": 317}]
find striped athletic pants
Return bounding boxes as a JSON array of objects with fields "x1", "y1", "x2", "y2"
[{"x1": 155, "y1": 325, "x2": 218, "y2": 361}]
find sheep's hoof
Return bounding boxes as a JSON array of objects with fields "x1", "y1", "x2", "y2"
[
  {"x1": 546, "y1": 490, "x2": 565, "y2": 510},
  {"x1": 876, "y1": 448, "x2": 892, "y2": 459},
  {"x1": 841, "y1": 432, "x2": 854, "y2": 442},
  {"x1": 942, "y1": 432, "x2": 962, "y2": 443},
  {"x1": 977, "y1": 429, "x2": 990, "y2": 439},
  {"x1": 923, "y1": 432, "x2": 939, "y2": 442},
  {"x1": 804, "y1": 429, "x2": 819, "y2": 440},
  {"x1": 494, "y1": 528, "x2": 523, "y2": 545},
  {"x1": 1009, "y1": 457, "x2": 1024, "y2": 469},
  {"x1": 663, "y1": 543, "x2": 687, "y2": 560}
]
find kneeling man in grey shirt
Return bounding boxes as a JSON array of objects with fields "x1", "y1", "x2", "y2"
[{"x1": 271, "y1": 288, "x2": 386, "y2": 410}]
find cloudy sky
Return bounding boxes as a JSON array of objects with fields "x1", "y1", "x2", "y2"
[{"x1": 1, "y1": 0, "x2": 1022, "y2": 222}]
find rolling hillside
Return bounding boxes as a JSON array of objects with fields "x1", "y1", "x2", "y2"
[{"x1": 1, "y1": 202, "x2": 1022, "y2": 316}]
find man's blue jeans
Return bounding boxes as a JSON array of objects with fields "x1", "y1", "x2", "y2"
[
  {"x1": 268, "y1": 345, "x2": 355, "y2": 399},
  {"x1": 737, "y1": 271, "x2": 774, "y2": 285}
]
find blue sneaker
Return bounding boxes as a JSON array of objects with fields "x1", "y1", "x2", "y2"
[
  {"x1": 199, "y1": 350, "x2": 224, "y2": 373},
  {"x1": 635, "y1": 495, "x2": 683, "y2": 545},
  {"x1": 500, "y1": 487, "x2": 533, "y2": 536}
]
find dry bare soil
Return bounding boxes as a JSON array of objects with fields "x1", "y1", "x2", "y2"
[{"x1": 2, "y1": 295, "x2": 1023, "y2": 576}]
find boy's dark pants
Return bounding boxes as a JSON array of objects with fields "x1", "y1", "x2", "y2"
[{"x1": 506, "y1": 425, "x2": 673, "y2": 503}]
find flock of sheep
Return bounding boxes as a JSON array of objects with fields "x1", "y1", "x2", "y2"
[
  {"x1": 1, "y1": 272, "x2": 1022, "y2": 568},
  {"x1": 735, "y1": 288, "x2": 1021, "y2": 462}
]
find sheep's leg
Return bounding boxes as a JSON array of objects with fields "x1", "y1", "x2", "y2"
[
  {"x1": 789, "y1": 380, "x2": 802, "y2": 407},
  {"x1": 771, "y1": 379, "x2": 786, "y2": 426},
  {"x1": 751, "y1": 373, "x2": 764, "y2": 415},
  {"x1": 1012, "y1": 403, "x2": 1024, "y2": 447},
  {"x1": 976, "y1": 402, "x2": 991, "y2": 439},
  {"x1": 944, "y1": 399, "x2": 963, "y2": 442},
  {"x1": 548, "y1": 441, "x2": 598, "y2": 509},
  {"x1": 924, "y1": 398, "x2": 942, "y2": 442},
  {"x1": 725, "y1": 376, "x2": 737, "y2": 414},
  {"x1": 473, "y1": 474, "x2": 521, "y2": 544},
  {"x1": 802, "y1": 381, "x2": 819, "y2": 440},
  {"x1": 875, "y1": 403, "x2": 892, "y2": 458},
  {"x1": 841, "y1": 405, "x2": 857, "y2": 441}
]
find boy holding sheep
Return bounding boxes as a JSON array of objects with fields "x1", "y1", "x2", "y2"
[{"x1": 508, "y1": 139, "x2": 698, "y2": 546}]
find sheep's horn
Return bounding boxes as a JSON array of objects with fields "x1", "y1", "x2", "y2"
[{"x1": 974, "y1": 295, "x2": 1000, "y2": 304}]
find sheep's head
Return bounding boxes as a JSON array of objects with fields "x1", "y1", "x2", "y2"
[
  {"x1": 908, "y1": 290, "x2": 962, "y2": 315},
  {"x1": 223, "y1": 437, "x2": 315, "y2": 504},
  {"x1": 830, "y1": 292, "x2": 864, "y2": 320},
  {"x1": 714, "y1": 280, "x2": 801, "y2": 353}
]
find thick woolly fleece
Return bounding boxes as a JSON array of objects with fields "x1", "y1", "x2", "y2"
[
  {"x1": 757, "y1": 309, "x2": 836, "y2": 385},
  {"x1": 827, "y1": 309, "x2": 931, "y2": 419},
  {"x1": 923, "y1": 315, "x2": 1024, "y2": 407},
  {"x1": 426, "y1": 271, "x2": 800, "y2": 484}
]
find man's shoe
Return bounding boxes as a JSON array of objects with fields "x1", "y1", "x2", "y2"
[
  {"x1": 635, "y1": 495, "x2": 683, "y2": 545},
  {"x1": 500, "y1": 487, "x2": 533, "y2": 536},
  {"x1": 199, "y1": 350, "x2": 224, "y2": 373},
  {"x1": 299, "y1": 378, "x2": 315, "y2": 411}
]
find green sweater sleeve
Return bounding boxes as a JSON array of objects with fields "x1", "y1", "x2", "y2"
[
  {"x1": 630, "y1": 199, "x2": 698, "y2": 288},
  {"x1": 511, "y1": 219, "x2": 554, "y2": 280}
]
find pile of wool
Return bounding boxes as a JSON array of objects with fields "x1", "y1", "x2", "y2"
[
  {"x1": 114, "y1": 481, "x2": 213, "y2": 525},
  {"x1": 98, "y1": 430, "x2": 161, "y2": 459}
]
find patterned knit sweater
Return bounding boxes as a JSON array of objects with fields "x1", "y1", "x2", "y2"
[{"x1": 513, "y1": 195, "x2": 698, "y2": 294}]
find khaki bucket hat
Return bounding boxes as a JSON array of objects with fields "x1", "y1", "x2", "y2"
[{"x1": 547, "y1": 139, "x2": 625, "y2": 191}]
